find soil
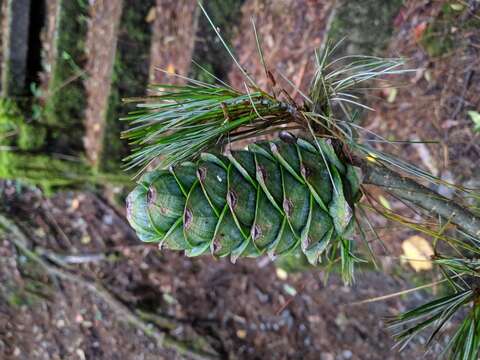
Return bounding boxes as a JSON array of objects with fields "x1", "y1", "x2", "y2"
[
  {"x1": 1, "y1": 0, "x2": 479, "y2": 359},
  {"x1": 364, "y1": 0, "x2": 480, "y2": 178},
  {"x1": 0, "y1": 182, "x2": 436, "y2": 360},
  {"x1": 360, "y1": 0, "x2": 480, "y2": 255}
]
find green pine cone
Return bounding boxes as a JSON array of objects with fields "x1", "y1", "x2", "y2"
[{"x1": 126, "y1": 138, "x2": 361, "y2": 265}]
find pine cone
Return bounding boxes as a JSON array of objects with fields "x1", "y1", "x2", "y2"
[{"x1": 126, "y1": 137, "x2": 361, "y2": 264}]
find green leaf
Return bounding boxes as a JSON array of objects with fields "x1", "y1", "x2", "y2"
[
  {"x1": 283, "y1": 284, "x2": 297, "y2": 296},
  {"x1": 450, "y1": 3, "x2": 464, "y2": 11},
  {"x1": 468, "y1": 111, "x2": 480, "y2": 132}
]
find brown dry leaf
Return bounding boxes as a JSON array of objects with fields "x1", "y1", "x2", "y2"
[
  {"x1": 236, "y1": 329, "x2": 247, "y2": 339},
  {"x1": 387, "y1": 88, "x2": 398, "y2": 103},
  {"x1": 145, "y1": 7, "x2": 156, "y2": 23},
  {"x1": 276, "y1": 267, "x2": 288, "y2": 280},
  {"x1": 413, "y1": 22, "x2": 427, "y2": 42},
  {"x1": 401, "y1": 235, "x2": 434, "y2": 271},
  {"x1": 70, "y1": 197, "x2": 80, "y2": 211},
  {"x1": 166, "y1": 63, "x2": 176, "y2": 75}
]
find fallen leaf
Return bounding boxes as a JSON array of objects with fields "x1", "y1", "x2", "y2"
[
  {"x1": 81, "y1": 234, "x2": 91, "y2": 244},
  {"x1": 70, "y1": 197, "x2": 80, "y2": 211},
  {"x1": 424, "y1": 70, "x2": 432, "y2": 82},
  {"x1": 166, "y1": 63, "x2": 176, "y2": 75},
  {"x1": 401, "y1": 235, "x2": 434, "y2": 271},
  {"x1": 450, "y1": 3, "x2": 464, "y2": 11},
  {"x1": 467, "y1": 110, "x2": 480, "y2": 132},
  {"x1": 413, "y1": 22, "x2": 427, "y2": 42},
  {"x1": 145, "y1": 7, "x2": 156, "y2": 23},
  {"x1": 283, "y1": 284, "x2": 297, "y2": 296},
  {"x1": 34, "y1": 227, "x2": 46, "y2": 238},
  {"x1": 387, "y1": 88, "x2": 398, "y2": 103},
  {"x1": 236, "y1": 329, "x2": 247, "y2": 339},
  {"x1": 76, "y1": 349, "x2": 86, "y2": 360},
  {"x1": 441, "y1": 120, "x2": 459, "y2": 129},
  {"x1": 394, "y1": 8, "x2": 407, "y2": 27},
  {"x1": 276, "y1": 267, "x2": 288, "y2": 280}
]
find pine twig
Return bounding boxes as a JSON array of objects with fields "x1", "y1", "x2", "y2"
[
  {"x1": 0, "y1": 214, "x2": 219, "y2": 360},
  {"x1": 360, "y1": 160, "x2": 480, "y2": 238}
]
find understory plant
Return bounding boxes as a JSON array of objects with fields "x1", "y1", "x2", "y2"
[
  {"x1": 0, "y1": 98, "x2": 46, "y2": 151},
  {"x1": 123, "y1": 4, "x2": 480, "y2": 358}
]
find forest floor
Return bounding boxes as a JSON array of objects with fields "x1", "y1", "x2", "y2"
[
  {"x1": 1, "y1": 0, "x2": 479, "y2": 359},
  {"x1": 363, "y1": 0, "x2": 480, "y2": 256},
  {"x1": 0, "y1": 184, "x2": 437, "y2": 360}
]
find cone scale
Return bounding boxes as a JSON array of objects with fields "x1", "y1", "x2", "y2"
[{"x1": 126, "y1": 138, "x2": 360, "y2": 264}]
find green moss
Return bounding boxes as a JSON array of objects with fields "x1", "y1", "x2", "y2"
[
  {"x1": 420, "y1": 3, "x2": 479, "y2": 57},
  {"x1": 0, "y1": 98, "x2": 46, "y2": 150},
  {"x1": 328, "y1": 0, "x2": 404, "y2": 56},
  {"x1": 17, "y1": 123, "x2": 47, "y2": 151},
  {"x1": 42, "y1": 0, "x2": 88, "y2": 149},
  {"x1": 421, "y1": 30, "x2": 454, "y2": 58},
  {"x1": 0, "y1": 151, "x2": 86, "y2": 191},
  {"x1": 1, "y1": 256, "x2": 53, "y2": 309},
  {"x1": 5, "y1": 280, "x2": 50, "y2": 308},
  {"x1": 0, "y1": 99, "x2": 129, "y2": 194},
  {"x1": 0, "y1": 150, "x2": 130, "y2": 193},
  {"x1": 0, "y1": 99, "x2": 18, "y2": 146}
]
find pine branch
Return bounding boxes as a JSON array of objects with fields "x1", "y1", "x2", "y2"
[{"x1": 360, "y1": 160, "x2": 480, "y2": 239}]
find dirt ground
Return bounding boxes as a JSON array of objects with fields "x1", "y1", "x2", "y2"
[
  {"x1": 1, "y1": 1, "x2": 480, "y2": 359},
  {"x1": 0, "y1": 182, "x2": 438, "y2": 360},
  {"x1": 365, "y1": 0, "x2": 480, "y2": 182},
  {"x1": 361, "y1": 0, "x2": 480, "y2": 255}
]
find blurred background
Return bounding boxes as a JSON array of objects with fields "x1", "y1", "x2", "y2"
[{"x1": 0, "y1": 0, "x2": 479, "y2": 359}]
